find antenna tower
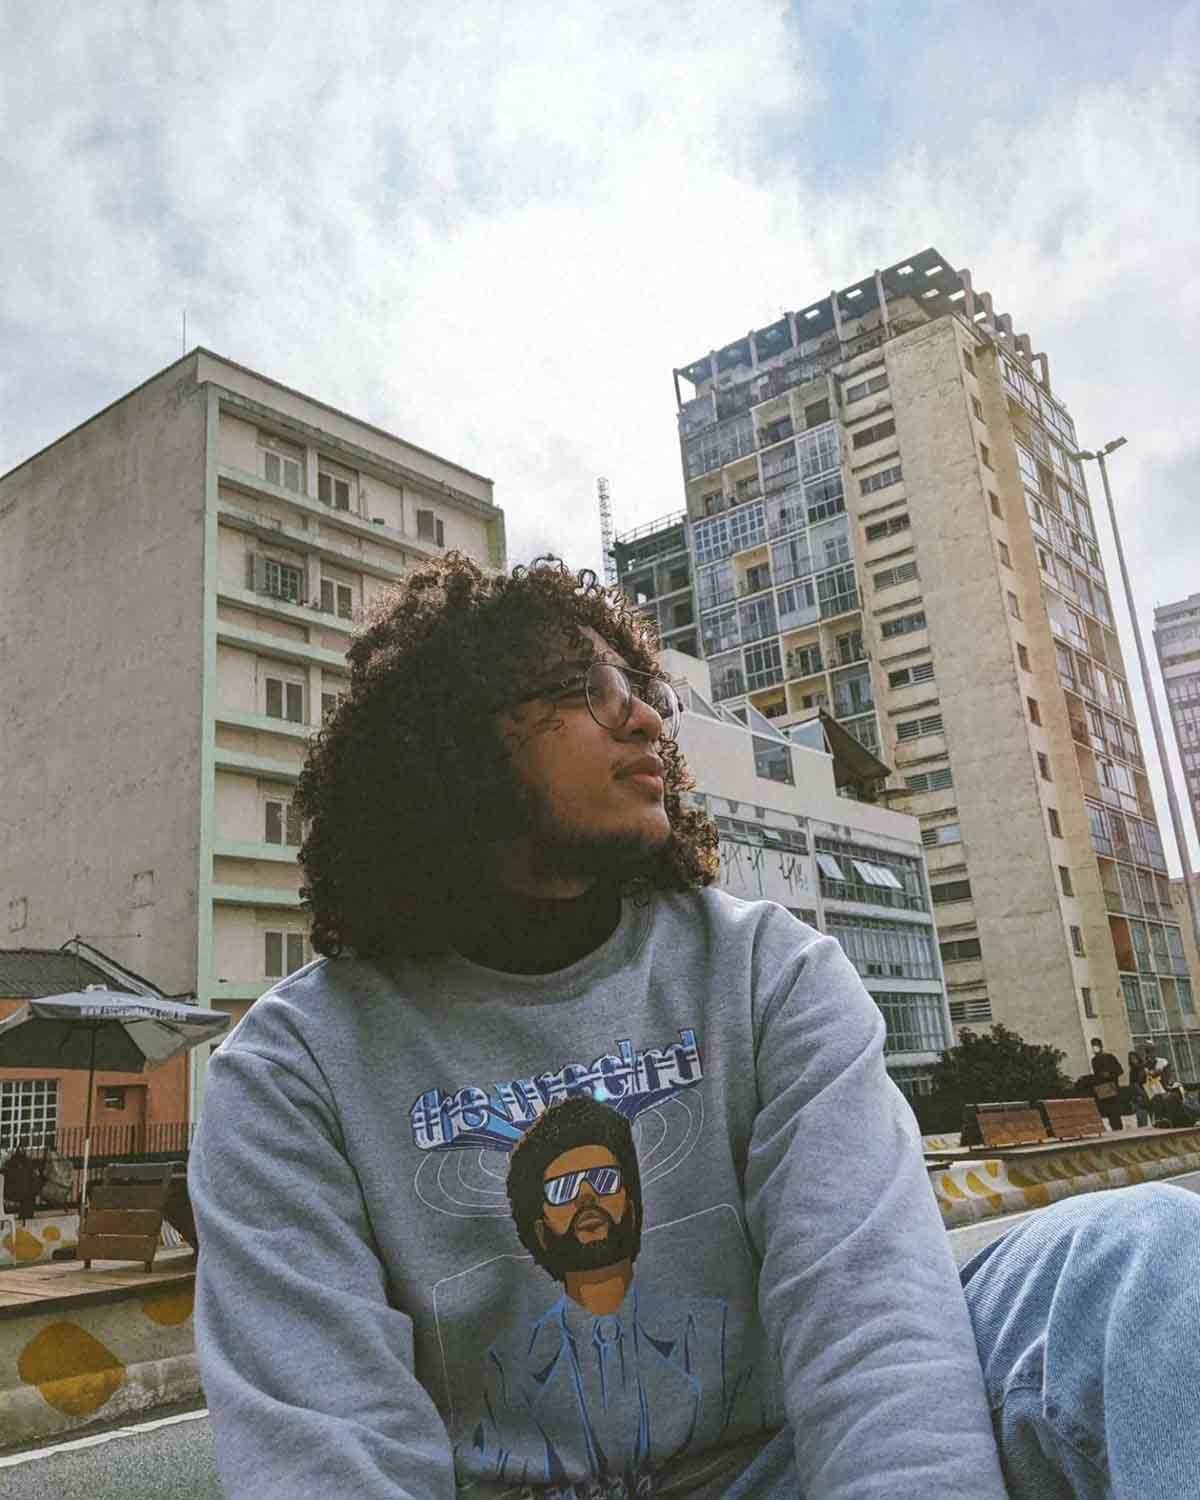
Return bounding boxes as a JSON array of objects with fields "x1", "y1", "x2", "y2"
[{"x1": 597, "y1": 476, "x2": 616, "y2": 587}]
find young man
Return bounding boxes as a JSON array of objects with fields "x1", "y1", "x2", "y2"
[
  {"x1": 191, "y1": 555, "x2": 1200, "y2": 1499},
  {"x1": 1089, "y1": 1036, "x2": 1125, "y2": 1130}
]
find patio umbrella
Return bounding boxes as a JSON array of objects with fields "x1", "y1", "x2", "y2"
[{"x1": 0, "y1": 990, "x2": 230, "y2": 1209}]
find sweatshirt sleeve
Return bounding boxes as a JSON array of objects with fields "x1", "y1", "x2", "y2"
[
  {"x1": 189, "y1": 1015, "x2": 455, "y2": 1500},
  {"x1": 741, "y1": 920, "x2": 1008, "y2": 1499}
]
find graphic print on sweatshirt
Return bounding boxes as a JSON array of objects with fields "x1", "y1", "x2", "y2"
[{"x1": 407, "y1": 1027, "x2": 772, "y2": 1500}]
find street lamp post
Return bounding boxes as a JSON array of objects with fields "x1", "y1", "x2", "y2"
[{"x1": 1070, "y1": 438, "x2": 1200, "y2": 973}]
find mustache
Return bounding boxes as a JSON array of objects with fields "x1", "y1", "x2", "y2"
[{"x1": 569, "y1": 1203, "x2": 616, "y2": 1235}]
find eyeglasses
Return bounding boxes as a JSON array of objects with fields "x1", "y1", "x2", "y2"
[
  {"x1": 543, "y1": 1164, "x2": 624, "y2": 1206},
  {"x1": 520, "y1": 661, "x2": 681, "y2": 740}
]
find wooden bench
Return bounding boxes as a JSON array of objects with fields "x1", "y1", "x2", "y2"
[
  {"x1": 975, "y1": 1102, "x2": 1050, "y2": 1148},
  {"x1": 79, "y1": 1163, "x2": 174, "y2": 1271},
  {"x1": 1041, "y1": 1096, "x2": 1105, "y2": 1141}
]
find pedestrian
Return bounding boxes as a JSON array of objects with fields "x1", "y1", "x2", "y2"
[
  {"x1": 189, "y1": 553, "x2": 1200, "y2": 1500},
  {"x1": 1128, "y1": 1048, "x2": 1151, "y2": 1127},
  {"x1": 1089, "y1": 1037, "x2": 1125, "y2": 1130}
]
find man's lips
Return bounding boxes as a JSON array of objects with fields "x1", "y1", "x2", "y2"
[
  {"x1": 615, "y1": 754, "x2": 664, "y2": 782},
  {"x1": 572, "y1": 1207, "x2": 613, "y2": 1233}
]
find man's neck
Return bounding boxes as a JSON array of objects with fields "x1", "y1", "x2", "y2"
[
  {"x1": 564, "y1": 1258, "x2": 634, "y2": 1316},
  {"x1": 449, "y1": 879, "x2": 622, "y2": 974}
]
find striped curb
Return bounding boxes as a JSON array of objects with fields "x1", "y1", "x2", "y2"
[{"x1": 932, "y1": 1129, "x2": 1200, "y2": 1228}]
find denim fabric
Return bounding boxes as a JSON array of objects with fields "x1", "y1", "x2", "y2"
[
  {"x1": 719, "y1": 1183, "x2": 1200, "y2": 1499},
  {"x1": 960, "y1": 1182, "x2": 1200, "y2": 1499}
]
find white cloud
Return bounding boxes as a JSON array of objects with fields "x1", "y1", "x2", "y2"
[{"x1": 3, "y1": 1, "x2": 1199, "y2": 859}]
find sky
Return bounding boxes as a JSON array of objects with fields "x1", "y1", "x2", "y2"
[{"x1": 3, "y1": 0, "x2": 1198, "y2": 860}]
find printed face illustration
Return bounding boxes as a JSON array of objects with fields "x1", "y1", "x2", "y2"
[
  {"x1": 507, "y1": 1096, "x2": 643, "y2": 1293},
  {"x1": 538, "y1": 1144, "x2": 629, "y2": 1250}
]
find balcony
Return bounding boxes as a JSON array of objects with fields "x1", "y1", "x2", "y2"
[{"x1": 819, "y1": 589, "x2": 861, "y2": 620}]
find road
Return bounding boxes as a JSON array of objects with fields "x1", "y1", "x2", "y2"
[{"x1": 6, "y1": 1169, "x2": 1200, "y2": 1499}]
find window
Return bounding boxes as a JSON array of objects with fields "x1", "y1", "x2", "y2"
[
  {"x1": 852, "y1": 419, "x2": 896, "y2": 450},
  {"x1": 845, "y1": 373, "x2": 888, "y2": 403},
  {"x1": 865, "y1": 513, "x2": 910, "y2": 541},
  {"x1": 1048, "y1": 807, "x2": 1062, "y2": 837},
  {"x1": 1017, "y1": 643, "x2": 1030, "y2": 670},
  {"x1": 264, "y1": 929, "x2": 308, "y2": 979},
  {"x1": 962, "y1": 349, "x2": 976, "y2": 375},
  {"x1": 997, "y1": 540, "x2": 1012, "y2": 568},
  {"x1": 805, "y1": 473, "x2": 846, "y2": 523},
  {"x1": 1070, "y1": 924, "x2": 1086, "y2": 956},
  {"x1": 874, "y1": 993, "x2": 948, "y2": 1055},
  {"x1": 881, "y1": 610, "x2": 925, "y2": 639},
  {"x1": 817, "y1": 563, "x2": 858, "y2": 617},
  {"x1": 1008, "y1": 591, "x2": 1022, "y2": 619},
  {"x1": 932, "y1": 879, "x2": 972, "y2": 904},
  {"x1": 1037, "y1": 752, "x2": 1052, "y2": 781},
  {"x1": 265, "y1": 795, "x2": 303, "y2": 847},
  {"x1": 103, "y1": 1087, "x2": 127, "y2": 1109},
  {"x1": 941, "y1": 938, "x2": 982, "y2": 963},
  {"x1": 921, "y1": 821, "x2": 962, "y2": 847},
  {"x1": 826, "y1": 915, "x2": 937, "y2": 981},
  {"x1": 739, "y1": 593, "x2": 777, "y2": 643},
  {"x1": 897, "y1": 713, "x2": 944, "y2": 740},
  {"x1": 668, "y1": 566, "x2": 689, "y2": 592},
  {"x1": 1059, "y1": 865, "x2": 1074, "y2": 897},
  {"x1": 1027, "y1": 697, "x2": 1041, "y2": 725},
  {"x1": 693, "y1": 515, "x2": 731, "y2": 564},
  {"x1": 1179, "y1": 977, "x2": 1195, "y2": 1015},
  {"x1": 417, "y1": 508, "x2": 446, "y2": 547},
  {"x1": 744, "y1": 640, "x2": 784, "y2": 691},
  {"x1": 989, "y1": 492, "x2": 1002, "y2": 518},
  {"x1": 1082, "y1": 987, "x2": 1096, "y2": 1019},
  {"x1": 874, "y1": 560, "x2": 919, "y2": 590},
  {"x1": 318, "y1": 470, "x2": 352, "y2": 510},
  {"x1": 861, "y1": 464, "x2": 903, "y2": 496},
  {"x1": 980, "y1": 444, "x2": 993, "y2": 469},
  {"x1": 798, "y1": 425, "x2": 840, "y2": 479},
  {"x1": 251, "y1": 555, "x2": 304, "y2": 603},
  {"x1": 265, "y1": 676, "x2": 304, "y2": 723},
  {"x1": 905, "y1": 767, "x2": 954, "y2": 792},
  {"x1": 322, "y1": 689, "x2": 348, "y2": 721},
  {"x1": 888, "y1": 661, "x2": 935, "y2": 688},
  {"x1": 796, "y1": 396, "x2": 828, "y2": 428},
  {"x1": 260, "y1": 436, "x2": 303, "y2": 493},
  {"x1": 971, "y1": 396, "x2": 984, "y2": 422},
  {"x1": 320, "y1": 579, "x2": 354, "y2": 619},
  {"x1": 729, "y1": 501, "x2": 767, "y2": 554},
  {"x1": 0, "y1": 1078, "x2": 59, "y2": 1150}
]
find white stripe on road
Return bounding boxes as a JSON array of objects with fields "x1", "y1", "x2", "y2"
[{"x1": 0, "y1": 1407, "x2": 209, "y2": 1467}]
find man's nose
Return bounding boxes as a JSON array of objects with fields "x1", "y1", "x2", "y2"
[{"x1": 615, "y1": 692, "x2": 664, "y2": 743}]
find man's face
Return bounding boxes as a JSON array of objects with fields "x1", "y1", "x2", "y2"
[
  {"x1": 1092, "y1": 1041, "x2": 1103, "y2": 1054},
  {"x1": 496, "y1": 626, "x2": 672, "y2": 885},
  {"x1": 534, "y1": 1143, "x2": 637, "y2": 1277}
]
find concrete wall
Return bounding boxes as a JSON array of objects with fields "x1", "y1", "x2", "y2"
[
  {"x1": 0, "y1": 362, "x2": 207, "y2": 997},
  {"x1": 883, "y1": 319, "x2": 1093, "y2": 1070}
]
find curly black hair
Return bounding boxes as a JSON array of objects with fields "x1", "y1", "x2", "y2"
[
  {"x1": 506, "y1": 1098, "x2": 643, "y2": 1276},
  {"x1": 293, "y1": 552, "x2": 718, "y2": 958}
]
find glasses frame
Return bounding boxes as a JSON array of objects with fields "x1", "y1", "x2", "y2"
[
  {"x1": 518, "y1": 660, "x2": 680, "y2": 741},
  {"x1": 543, "y1": 1164, "x2": 624, "y2": 1207}
]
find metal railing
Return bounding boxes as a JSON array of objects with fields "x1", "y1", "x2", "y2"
[{"x1": 819, "y1": 877, "x2": 926, "y2": 913}]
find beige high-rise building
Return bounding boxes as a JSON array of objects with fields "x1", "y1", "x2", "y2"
[
  {"x1": 636, "y1": 246, "x2": 1191, "y2": 1078},
  {"x1": 0, "y1": 350, "x2": 505, "y2": 1106},
  {"x1": 1155, "y1": 594, "x2": 1200, "y2": 842}
]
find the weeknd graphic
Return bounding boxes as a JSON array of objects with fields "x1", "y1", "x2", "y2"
[
  {"x1": 506, "y1": 1095, "x2": 642, "y2": 1314},
  {"x1": 466, "y1": 1095, "x2": 761, "y2": 1497}
]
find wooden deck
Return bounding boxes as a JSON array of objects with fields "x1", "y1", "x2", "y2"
[{"x1": 0, "y1": 1246, "x2": 195, "y2": 1319}]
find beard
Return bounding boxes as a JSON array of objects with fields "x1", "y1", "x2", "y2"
[
  {"x1": 510, "y1": 783, "x2": 669, "y2": 884},
  {"x1": 537, "y1": 1203, "x2": 640, "y2": 1280}
]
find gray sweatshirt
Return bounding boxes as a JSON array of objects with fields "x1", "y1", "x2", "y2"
[{"x1": 190, "y1": 888, "x2": 1007, "y2": 1499}]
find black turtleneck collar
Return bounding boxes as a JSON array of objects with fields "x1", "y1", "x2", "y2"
[{"x1": 449, "y1": 880, "x2": 622, "y2": 975}]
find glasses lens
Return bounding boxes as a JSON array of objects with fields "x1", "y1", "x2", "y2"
[
  {"x1": 544, "y1": 1171, "x2": 582, "y2": 1206},
  {"x1": 586, "y1": 663, "x2": 680, "y2": 739},
  {"x1": 586, "y1": 663, "x2": 632, "y2": 729},
  {"x1": 583, "y1": 1166, "x2": 622, "y2": 1196}
]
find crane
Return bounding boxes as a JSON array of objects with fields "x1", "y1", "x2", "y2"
[{"x1": 597, "y1": 476, "x2": 617, "y2": 587}]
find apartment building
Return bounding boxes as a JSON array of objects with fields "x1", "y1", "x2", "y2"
[
  {"x1": 1155, "y1": 593, "x2": 1200, "y2": 839},
  {"x1": 661, "y1": 648, "x2": 951, "y2": 1101},
  {"x1": 611, "y1": 513, "x2": 698, "y2": 658},
  {"x1": 627, "y1": 246, "x2": 1190, "y2": 1076},
  {"x1": 0, "y1": 350, "x2": 505, "y2": 1106}
]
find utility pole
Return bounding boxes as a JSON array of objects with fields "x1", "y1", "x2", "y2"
[{"x1": 1071, "y1": 437, "x2": 1200, "y2": 965}]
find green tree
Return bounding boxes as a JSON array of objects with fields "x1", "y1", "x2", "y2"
[{"x1": 916, "y1": 1024, "x2": 1074, "y2": 1134}]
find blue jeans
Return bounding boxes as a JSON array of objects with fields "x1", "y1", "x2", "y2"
[{"x1": 720, "y1": 1184, "x2": 1200, "y2": 1498}]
